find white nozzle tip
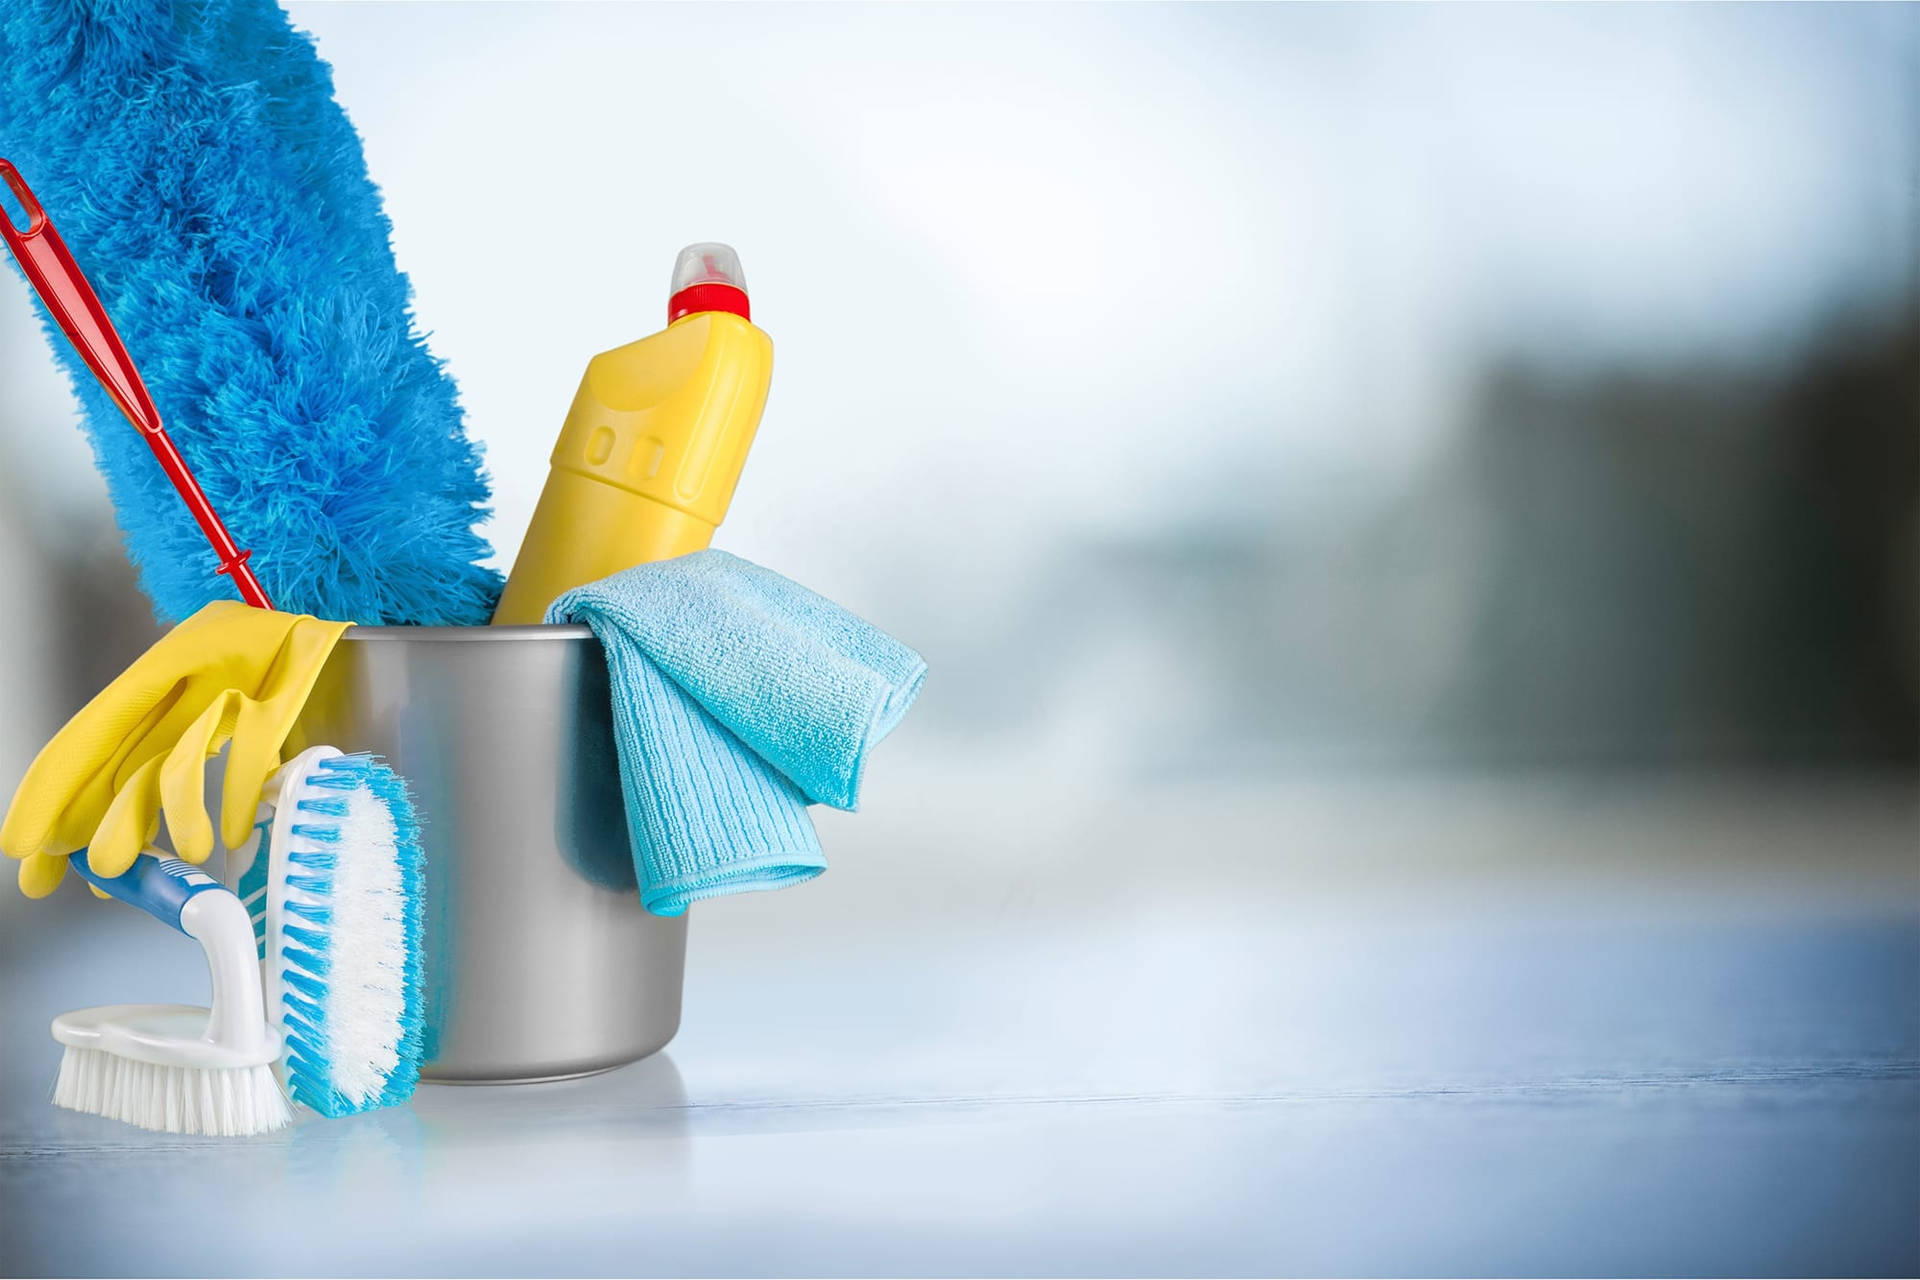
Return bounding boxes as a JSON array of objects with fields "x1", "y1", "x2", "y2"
[{"x1": 671, "y1": 242, "x2": 747, "y2": 295}]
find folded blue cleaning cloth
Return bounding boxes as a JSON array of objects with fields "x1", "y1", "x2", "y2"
[{"x1": 547, "y1": 550, "x2": 926, "y2": 916}]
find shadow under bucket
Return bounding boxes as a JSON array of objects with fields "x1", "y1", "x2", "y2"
[{"x1": 294, "y1": 624, "x2": 686, "y2": 1083}]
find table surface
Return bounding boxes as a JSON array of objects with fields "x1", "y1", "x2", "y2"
[{"x1": 2, "y1": 771, "x2": 1915, "y2": 1277}]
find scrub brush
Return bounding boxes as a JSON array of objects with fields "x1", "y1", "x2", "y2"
[
  {"x1": 56, "y1": 850, "x2": 289, "y2": 1137},
  {"x1": 226, "y1": 747, "x2": 426, "y2": 1117}
]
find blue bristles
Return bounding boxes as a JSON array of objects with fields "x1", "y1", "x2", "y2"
[
  {"x1": 272, "y1": 751, "x2": 426, "y2": 1118},
  {"x1": 0, "y1": 0, "x2": 502, "y2": 624}
]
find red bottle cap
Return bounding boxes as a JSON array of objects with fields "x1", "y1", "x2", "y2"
[{"x1": 667, "y1": 243, "x2": 750, "y2": 323}]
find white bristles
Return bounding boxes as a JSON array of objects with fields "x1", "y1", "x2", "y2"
[
  {"x1": 316, "y1": 784, "x2": 409, "y2": 1105},
  {"x1": 53, "y1": 1044, "x2": 291, "y2": 1137},
  {"x1": 270, "y1": 750, "x2": 425, "y2": 1118}
]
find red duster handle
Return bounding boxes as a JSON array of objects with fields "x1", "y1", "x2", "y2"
[{"x1": 0, "y1": 158, "x2": 272, "y2": 610}]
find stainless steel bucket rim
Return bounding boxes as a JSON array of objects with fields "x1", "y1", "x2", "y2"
[{"x1": 341, "y1": 624, "x2": 596, "y2": 641}]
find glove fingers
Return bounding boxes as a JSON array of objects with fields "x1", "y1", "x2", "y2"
[
  {"x1": 2, "y1": 751, "x2": 66, "y2": 863},
  {"x1": 220, "y1": 616, "x2": 351, "y2": 851},
  {"x1": 221, "y1": 699, "x2": 288, "y2": 854},
  {"x1": 90, "y1": 755, "x2": 166, "y2": 878},
  {"x1": 18, "y1": 852, "x2": 66, "y2": 898},
  {"x1": 1, "y1": 675, "x2": 175, "y2": 862},
  {"x1": 159, "y1": 690, "x2": 247, "y2": 865},
  {"x1": 0, "y1": 605, "x2": 259, "y2": 862}
]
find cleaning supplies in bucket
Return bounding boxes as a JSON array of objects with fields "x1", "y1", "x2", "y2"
[
  {"x1": 55, "y1": 850, "x2": 289, "y2": 1137},
  {"x1": 547, "y1": 550, "x2": 926, "y2": 915},
  {"x1": 5, "y1": 0, "x2": 920, "y2": 1099},
  {"x1": 492, "y1": 243, "x2": 773, "y2": 623}
]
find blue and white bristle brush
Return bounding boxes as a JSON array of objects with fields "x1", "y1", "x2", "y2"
[{"x1": 228, "y1": 746, "x2": 426, "y2": 1117}]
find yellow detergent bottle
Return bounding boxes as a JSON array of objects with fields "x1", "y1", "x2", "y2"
[{"x1": 492, "y1": 243, "x2": 773, "y2": 624}]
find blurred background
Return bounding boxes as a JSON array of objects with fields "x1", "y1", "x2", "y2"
[
  {"x1": 0, "y1": 4, "x2": 1915, "y2": 1275},
  {"x1": 0, "y1": 2, "x2": 1913, "y2": 782}
]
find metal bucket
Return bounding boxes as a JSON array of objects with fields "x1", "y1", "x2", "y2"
[{"x1": 291, "y1": 625, "x2": 686, "y2": 1083}]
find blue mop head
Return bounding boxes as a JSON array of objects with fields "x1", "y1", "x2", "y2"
[
  {"x1": 0, "y1": 0, "x2": 502, "y2": 624},
  {"x1": 261, "y1": 750, "x2": 426, "y2": 1117}
]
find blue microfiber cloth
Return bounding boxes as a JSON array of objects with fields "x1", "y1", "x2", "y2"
[
  {"x1": 548, "y1": 550, "x2": 926, "y2": 916},
  {"x1": 0, "y1": 0, "x2": 502, "y2": 625}
]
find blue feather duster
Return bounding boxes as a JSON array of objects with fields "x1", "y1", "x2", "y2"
[{"x1": 0, "y1": 0, "x2": 503, "y2": 625}]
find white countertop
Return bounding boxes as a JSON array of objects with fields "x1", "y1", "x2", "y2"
[{"x1": 2, "y1": 772, "x2": 1915, "y2": 1276}]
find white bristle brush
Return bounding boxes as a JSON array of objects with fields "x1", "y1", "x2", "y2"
[{"x1": 56, "y1": 849, "x2": 289, "y2": 1137}]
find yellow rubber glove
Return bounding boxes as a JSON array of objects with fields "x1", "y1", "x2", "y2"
[{"x1": 1, "y1": 601, "x2": 350, "y2": 898}]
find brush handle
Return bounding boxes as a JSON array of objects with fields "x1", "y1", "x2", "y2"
[
  {"x1": 66, "y1": 848, "x2": 277, "y2": 1064},
  {"x1": 68, "y1": 849, "x2": 225, "y2": 934},
  {"x1": 0, "y1": 158, "x2": 273, "y2": 610}
]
